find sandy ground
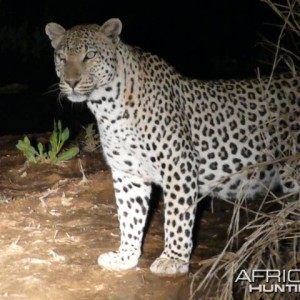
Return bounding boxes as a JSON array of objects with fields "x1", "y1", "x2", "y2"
[{"x1": 0, "y1": 134, "x2": 232, "y2": 300}]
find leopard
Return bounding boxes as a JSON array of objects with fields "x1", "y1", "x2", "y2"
[{"x1": 45, "y1": 18, "x2": 300, "y2": 276}]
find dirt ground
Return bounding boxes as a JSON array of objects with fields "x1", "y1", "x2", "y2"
[{"x1": 0, "y1": 134, "x2": 233, "y2": 300}]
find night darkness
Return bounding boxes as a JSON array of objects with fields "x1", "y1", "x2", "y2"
[
  {"x1": 2, "y1": 2, "x2": 300, "y2": 297},
  {"x1": 0, "y1": 0, "x2": 282, "y2": 135}
]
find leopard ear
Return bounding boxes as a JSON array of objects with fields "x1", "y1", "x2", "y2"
[
  {"x1": 45, "y1": 23, "x2": 66, "y2": 48},
  {"x1": 101, "y1": 18, "x2": 122, "y2": 44}
]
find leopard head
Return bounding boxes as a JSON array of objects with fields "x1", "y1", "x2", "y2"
[{"x1": 45, "y1": 18, "x2": 122, "y2": 102}]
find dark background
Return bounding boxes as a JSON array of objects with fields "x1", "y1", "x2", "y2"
[{"x1": 0, "y1": 0, "x2": 283, "y2": 136}]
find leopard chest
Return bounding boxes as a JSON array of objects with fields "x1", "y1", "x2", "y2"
[{"x1": 87, "y1": 101, "x2": 158, "y2": 181}]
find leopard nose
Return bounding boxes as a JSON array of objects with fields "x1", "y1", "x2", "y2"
[{"x1": 65, "y1": 78, "x2": 81, "y2": 88}]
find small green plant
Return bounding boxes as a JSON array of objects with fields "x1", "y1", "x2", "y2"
[
  {"x1": 82, "y1": 123, "x2": 100, "y2": 152},
  {"x1": 16, "y1": 120, "x2": 79, "y2": 164}
]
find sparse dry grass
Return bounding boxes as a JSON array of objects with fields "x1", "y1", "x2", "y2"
[
  {"x1": 191, "y1": 194, "x2": 300, "y2": 300},
  {"x1": 261, "y1": 0, "x2": 300, "y2": 75}
]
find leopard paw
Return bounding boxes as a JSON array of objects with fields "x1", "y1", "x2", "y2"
[
  {"x1": 150, "y1": 256, "x2": 189, "y2": 276},
  {"x1": 97, "y1": 250, "x2": 140, "y2": 271}
]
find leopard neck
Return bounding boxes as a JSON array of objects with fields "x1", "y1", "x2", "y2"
[{"x1": 87, "y1": 42, "x2": 141, "y2": 125}]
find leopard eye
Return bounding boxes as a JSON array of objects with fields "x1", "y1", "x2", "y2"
[{"x1": 85, "y1": 51, "x2": 96, "y2": 60}]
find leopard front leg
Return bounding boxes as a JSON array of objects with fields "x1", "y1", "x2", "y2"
[
  {"x1": 150, "y1": 155, "x2": 199, "y2": 276},
  {"x1": 98, "y1": 169, "x2": 151, "y2": 271}
]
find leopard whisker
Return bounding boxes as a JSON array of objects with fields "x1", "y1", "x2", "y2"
[
  {"x1": 42, "y1": 82, "x2": 60, "y2": 96},
  {"x1": 57, "y1": 92, "x2": 67, "y2": 108}
]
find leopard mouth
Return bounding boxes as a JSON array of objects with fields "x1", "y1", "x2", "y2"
[
  {"x1": 59, "y1": 89, "x2": 90, "y2": 102},
  {"x1": 66, "y1": 92, "x2": 88, "y2": 103},
  {"x1": 60, "y1": 83, "x2": 96, "y2": 102}
]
